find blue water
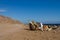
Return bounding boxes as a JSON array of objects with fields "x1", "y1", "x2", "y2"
[{"x1": 43, "y1": 24, "x2": 60, "y2": 26}]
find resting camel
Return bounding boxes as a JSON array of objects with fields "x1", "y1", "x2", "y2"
[
  {"x1": 29, "y1": 21, "x2": 52, "y2": 31},
  {"x1": 29, "y1": 21, "x2": 39, "y2": 30}
]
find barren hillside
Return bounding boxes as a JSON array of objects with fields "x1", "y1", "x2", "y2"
[{"x1": 0, "y1": 15, "x2": 22, "y2": 24}]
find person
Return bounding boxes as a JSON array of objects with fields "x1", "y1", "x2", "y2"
[
  {"x1": 38, "y1": 22, "x2": 43, "y2": 31},
  {"x1": 43, "y1": 25, "x2": 52, "y2": 31},
  {"x1": 43, "y1": 25, "x2": 48, "y2": 31}
]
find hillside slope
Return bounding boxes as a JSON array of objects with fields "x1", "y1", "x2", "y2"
[{"x1": 0, "y1": 15, "x2": 22, "y2": 24}]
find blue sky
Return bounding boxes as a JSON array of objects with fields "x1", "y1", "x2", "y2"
[{"x1": 0, "y1": 0, "x2": 60, "y2": 24}]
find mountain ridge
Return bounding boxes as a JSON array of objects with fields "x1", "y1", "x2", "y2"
[{"x1": 0, "y1": 15, "x2": 22, "y2": 24}]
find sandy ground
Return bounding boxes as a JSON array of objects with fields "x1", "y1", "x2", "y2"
[{"x1": 0, "y1": 24, "x2": 60, "y2": 40}]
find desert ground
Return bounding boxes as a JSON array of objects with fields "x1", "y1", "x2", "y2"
[{"x1": 0, "y1": 24, "x2": 60, "y2": 40}]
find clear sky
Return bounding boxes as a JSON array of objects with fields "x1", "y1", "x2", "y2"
[{"x1": 0, "y1": 0, "x2": 60, "y2": 24}]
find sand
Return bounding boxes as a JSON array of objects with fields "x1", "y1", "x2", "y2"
[{"x1": 0, "y1": 24, "x2": 60, "y2": 40}]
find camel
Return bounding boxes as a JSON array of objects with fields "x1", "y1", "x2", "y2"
[
  {"x1": 29, "y1": 21, "x2": 39, "y2": 30},
  {"x1": 29, "y1": 21, "x2": 52, "y2": 31}
]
